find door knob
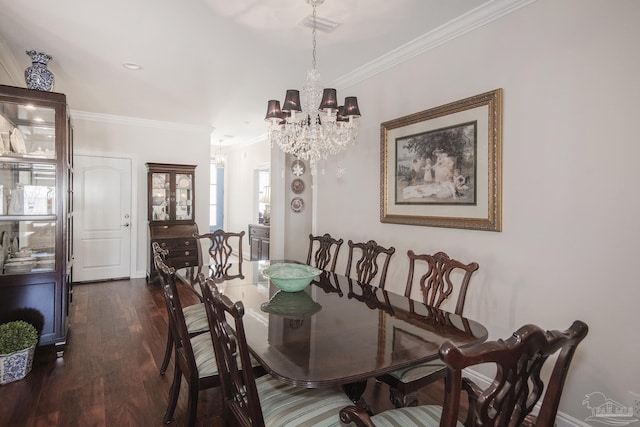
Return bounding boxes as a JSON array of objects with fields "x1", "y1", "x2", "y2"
[{"x1": 122, "y1": 223, "x2": 130, "y2": 227}]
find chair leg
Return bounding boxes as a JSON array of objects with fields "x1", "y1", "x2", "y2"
[
  {"x1": 160, "y1": 330, "x2": 173, "y2": 375},
  {"x1": 186, "y1": 381, "x2": 199, "y2": 427},
  {"x1": 389, "y1": 387, "x2": 419, "y2": 408},
  {"x1": 164, "y1": 364, "x2": 182, "y2": 423}
]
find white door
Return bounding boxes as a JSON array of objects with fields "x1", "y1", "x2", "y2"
[{"x1": 73, "y1": 155, "x2": 132, "y2": 282}]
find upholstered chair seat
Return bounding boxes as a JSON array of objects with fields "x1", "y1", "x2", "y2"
[
  {"x1": 364, "y1": 405, "x2": 461, "y2": 427},
  {"x1": 182, "y1": 303, "x2": 209, "y2": 334},
  {"x1": 385, "y1": 361, "x2": 445, "y2": 384},
  {"x1": 256, "y1": 375, "x2": 353, "y2": 426}
]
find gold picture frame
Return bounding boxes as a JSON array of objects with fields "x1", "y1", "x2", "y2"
[{"x1": 380, "y1": 89, "x2": 502, "y2": 231}]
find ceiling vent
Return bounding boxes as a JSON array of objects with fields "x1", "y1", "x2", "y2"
[{"x1": 300, "y1": 14, "x2": 341, "y2": 33}]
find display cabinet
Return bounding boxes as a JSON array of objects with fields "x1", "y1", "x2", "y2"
[
  {"x1": 0, "y1": 85, "x2": 72, "y2": 352},
  {"x1": 249, "y1": 224, "x2": 269, "y2": 261},
  {"x1": 146, "y1": 163, "x2": 198, "y2": 282}
]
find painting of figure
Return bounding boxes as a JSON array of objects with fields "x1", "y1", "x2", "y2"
[{"x1": 395, "y1": 121, "x2": 477, "y2": 205}]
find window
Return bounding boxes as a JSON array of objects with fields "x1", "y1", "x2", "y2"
[
  {"x1": 257, "y1": 169, "x2": 271, "y2": 225},
  {"x1": 210, "y1": 162, "x2": 224, "y2": 231}
]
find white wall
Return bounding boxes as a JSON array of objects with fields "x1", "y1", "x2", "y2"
[
  {"x1": 71, "y1": 115, "x2": 211, "y2": 277},
  {"x1": 225, "y1": 141, "x2": 271, "y2": 259},
  {"x1": 314, "y1": 0, "x2": 640, "y2": 422}
]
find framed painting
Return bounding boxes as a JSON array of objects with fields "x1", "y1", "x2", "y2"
[{"x1": 380, "y1": 89, "x2": 502, "y2": 231}]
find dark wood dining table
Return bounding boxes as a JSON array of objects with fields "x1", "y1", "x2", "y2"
[{"x1": 175, "y1": 260, "x2": 487, "y2": 404}]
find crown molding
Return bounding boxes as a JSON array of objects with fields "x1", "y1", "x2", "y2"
[
  {"x1": 70, "y1": 110, "x2": 214, "y2": 133},
  {"x1": 330, "y1": 0, "x2": 537, "y2": 89},
  {"x1": 0, "y1": 39, "x2": 24, "y2": 86}
]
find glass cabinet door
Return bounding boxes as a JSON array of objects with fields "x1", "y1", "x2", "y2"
[
  {"x1": 0, "y1": 220, "x2": 55, "y2": 274},
  {"x1": 151, "y1": 172, "x2": 170, "y2": 221},
  {"x1": 175, "y1": 172, "x2": 193, "y2": 221},
  {"x1": 0, "y1": 97, "x2": 59, "y2": 275},
  {"x1": 146, "y1": 163, "x2": 196, "y2": 224},
  {"x1": 0, "y1": 102, "x2": 56, "y2": 159}
]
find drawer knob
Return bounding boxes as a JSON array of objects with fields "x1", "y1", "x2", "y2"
[{"x1": 185, "y1": 251, "x2": 190, "y2": 256}]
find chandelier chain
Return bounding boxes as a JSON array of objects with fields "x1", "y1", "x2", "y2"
[{"x1": 311, "y1": 2, "x2": 317, "y2": 70}]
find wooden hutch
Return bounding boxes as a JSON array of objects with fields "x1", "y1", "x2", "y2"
[{"x1": 146, "y1": 163, "x2": 198, "y2": 282}]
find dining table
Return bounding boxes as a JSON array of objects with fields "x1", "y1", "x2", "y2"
[{"x1": 175, "y1": 259, "x2": 488, "y2": 405}]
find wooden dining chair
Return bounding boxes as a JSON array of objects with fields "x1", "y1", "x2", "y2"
[
  {"x1": 345, "y1": 239, "x2": 395, "y2": 289},
  {"x1": 193, "y1": 230, "x2": 245, "y2": 284},
  {"x1": 156, "y1": 256, "x2": 219, "y2": 427},
  {"x1": 152, "y1": 241, "x2": 168, "y2": 260},
  {"x1": 193, "y1": 229, "x2": 245, "y2": 272},
  {"x1": 199, "y1": 276, "x2": 354, "y2": 427},
  {"x1": 377, "y1": 250, "x2": 479, "y2": 407},
  {"x1": 341, "y1": 320, "x2": 589, "y2": 427},
  {"x1": 306, "y1": 233, "x2": 344, "y2": 272},
  {"x1": 154, "y1": 252, "x2": 209, "y2": 376}
]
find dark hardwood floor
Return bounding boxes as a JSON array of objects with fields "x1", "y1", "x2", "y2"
[{"x1": 0, "y1": 278, "x2": 452, "y2": 427}]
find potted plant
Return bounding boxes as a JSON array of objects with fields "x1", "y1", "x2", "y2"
[{"x1": 0, "y1": 320, "x2": 38, "y2": 385}]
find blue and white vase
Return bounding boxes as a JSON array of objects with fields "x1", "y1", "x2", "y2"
[{"x1": 24, "y1": 50, "x2": 54, "y2": 91}]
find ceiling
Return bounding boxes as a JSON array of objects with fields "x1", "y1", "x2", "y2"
[{"x1": 0, "y1": 0, "x2": 522, "y2": 146}]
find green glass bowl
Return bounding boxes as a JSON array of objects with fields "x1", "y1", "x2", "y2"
[
  {"x1": 262, "y1": 263, "x2": 322, "y2": 292},
  {"x1": 260, "y1": 290, "x2": 322, "y2": 319}
]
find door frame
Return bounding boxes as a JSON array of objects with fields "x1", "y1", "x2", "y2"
[{"x1": 73, "y1": 152, "x2": 138, "y2": 280}]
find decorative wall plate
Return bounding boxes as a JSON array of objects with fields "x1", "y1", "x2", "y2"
[
  {"x1": 291, "y1": 159, "x2": 305, "y2": 177},
  {"x1": 290, "y1": 197, "x2": 304, "y2": 213},
  {"x1": 291, "y1": 178, "x2": 305, "y2": 194}
]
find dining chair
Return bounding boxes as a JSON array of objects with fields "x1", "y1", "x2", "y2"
[
  {"x1": 193, "y1": 229, "x2": 245, "y2": 279},
  {"x1": 154, "y1": 252, "x2": 209, "y2": 376},
  {"x1": 152, "y1": 241, "x2": 168, "y2": 259},
  {"x1": 306, "y1": 233, "x2": 344, "y2": 272},
  {"x1": 199, "y1": 276, "x2": 354, "y2": 427},
  {"x1": 341, "y1": 320, "x2": 589, "y2": 427},
  {"x1": 345, "y1": 239, "x2": 396, "y2": 289},
  {"x1": 376, "y1": 250, "x2": 479, "y2": 407},
  {"x1": 156, "y1": 256, "x2": 220, "y2": 427}
]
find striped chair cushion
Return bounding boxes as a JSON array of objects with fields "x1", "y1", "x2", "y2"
[
  {"x1": 256, "y1": 375, "x2": 353, "y2": 427},
  {"x1": 183, "y1": 303, "x2": 209, "y2": 334},
  {"x1": 387, "y1": 361, "x2": 444, "y2": 382},
  {"x1": 367, "y1": 405, "x2": 462, "y2": 427},
  {"x1": 190, "y1": 333, "x2": 262, "y2": 379},
  {"x1": 191, "y1": 333, "x2": 219, "y2": 377}
]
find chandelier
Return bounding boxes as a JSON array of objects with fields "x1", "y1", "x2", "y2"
[{"x1": 265, "y1": 0, "x2": 361, "y2": 171}]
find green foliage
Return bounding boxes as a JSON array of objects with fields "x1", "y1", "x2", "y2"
[{"x1": 0, "y1": 321, "x2": 38, "y2": 354}]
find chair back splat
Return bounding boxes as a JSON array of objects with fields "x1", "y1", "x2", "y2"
[
  {"x1": 306, "y1": 233, "x2": 344, "y2": 272},
  {"x1": 345, "y1": 240, "x2": 395, "y2": 288},
  {"x1": 194, "y1": 229, "x2": 244, "y2": 277},
  {"x1": 405, "y1": 250, "x2": 479, "y2": 315},
  {"x1": 441, "y1": 321, "x2": 588, "y2": 426}
]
